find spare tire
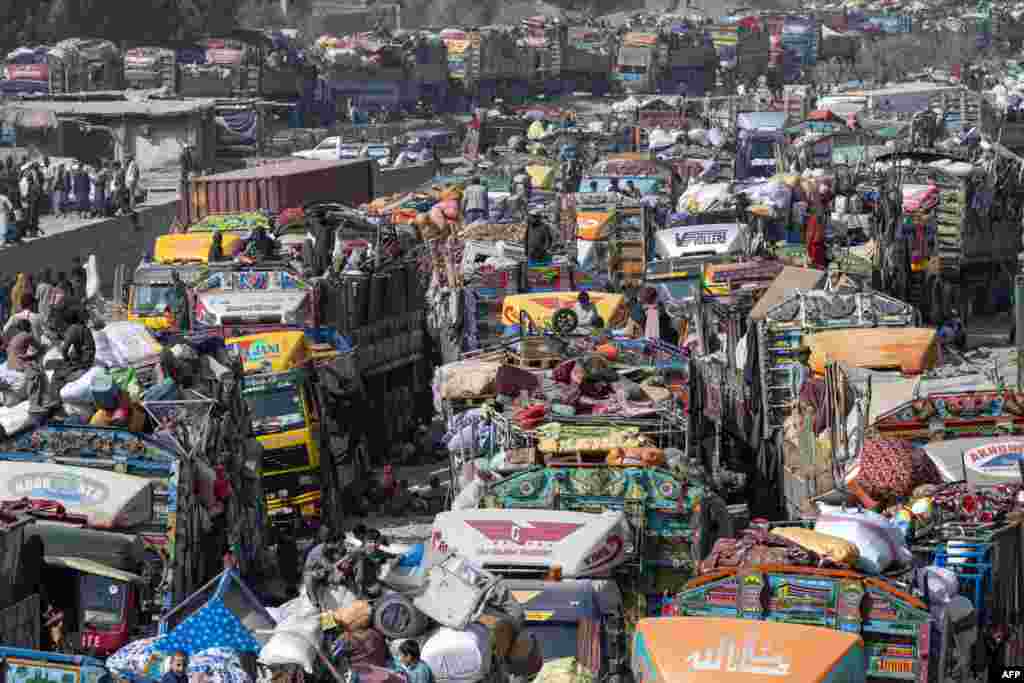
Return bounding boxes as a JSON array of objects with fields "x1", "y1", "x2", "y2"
[{"x1": 374, "y1": 592, "x2": 429, "y2": 640}]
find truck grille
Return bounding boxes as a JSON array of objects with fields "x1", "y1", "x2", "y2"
[{"x1": 263, "y1": 445, "x2": 311, "y2": 473}]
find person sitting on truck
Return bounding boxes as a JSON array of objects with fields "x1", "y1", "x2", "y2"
[
  {"x1": 573, "y1": 291, "x2": 603, "y2": 333},
  {"x1": 4, "y1": 292, "x2": 43, "y2": 340},
  {"x1": 623, "y1": 179, "x2": 641, "y2": 199},
  {"x1": 208, "y1": 231, "x2": 227, "y2": 262}
]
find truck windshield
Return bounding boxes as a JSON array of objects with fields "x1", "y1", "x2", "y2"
[
  {"x1": 749, "y1": 139, "x2": 776, "y2": 160},
  {"x1": 132, "y1": 284, "x2": 177, "y2": 315},
  {"x1": 245, "y1": 386, "x2": 306, "y2": 435},
  {"x1": 526, "y1": 623, "x2": 579, "y2": 662},
  {"x1": 80, "y1": 573, "x2": 126, "y2": 626},
  {"x1": 654, "y1": 278, "x2": 701, "y2": 303}
]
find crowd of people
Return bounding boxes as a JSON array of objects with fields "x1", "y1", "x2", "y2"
[
  {"x1": 0, "y1": 264, "x2": 100, "y2": 425},
  {"x1": 0, "y1": 154, "x2": 142, "y2": 245}
]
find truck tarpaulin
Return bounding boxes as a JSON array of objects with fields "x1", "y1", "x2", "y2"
[
  {"x1": 430, "y1": 509, "x2": 632, "y2": 577},
  {"x1": 186, "y1": 159, "x2": 375, "y2": 223},
  {"x1": 0, "y1": 462, "x2": 153, "y2": 529}
]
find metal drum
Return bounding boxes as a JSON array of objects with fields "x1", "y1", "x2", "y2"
[
  {"x1": 340, "y1": 273, "x2": 370, "y2": 329},
  {"x1": 387, "y1": 267, "x2": 407, "y2": 317},
  {"x1": 405, "y1": 261, "x2": 421, "y2": 312},
  {"x1": 370, "y1": 273, "x2": 391, "y2": 320}
]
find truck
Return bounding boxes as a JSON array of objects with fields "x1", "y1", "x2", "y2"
[
  {"x1": 178, "y1": 37, "x2": 260, "y2": 97},
  {"x1": 734, "y1": 111, "x2": 787, "y2": 180},
  {"x1": 0, "y1": 345, "x2": 267, "y2": 654},
  {"x1": 709, "y1": 18, "x2": 769, "y2": 87},
  {"x1": 521, "y1": 17, "x2": 614, "y2": 97},
  {"x1": 123, "y1": 46, "x2": 181, "y2": 91},
  {"x1": 0, "y1": 502, "x2": 38, "y2": 648},
  {"x1": 616, "y1": 31, "x2": 718, "y2": 95},
  {"x1": 1, "y1": 47, "x2": 53, "y2": 96},
  {"x1": 442, "y1": 27, "x2": 532, "y2": 107},
  {"x1": 191, "y1": 264, "x2": 320, "y2": 338},
  {"x1": 182, "y1": 158, "x2": 376, "y2": 225},
  {"x1": 226, "y1": 330, "x2": 336, "y2": 534},
  {"x1": 120, "y1": 233, "x2": 244, "y2": 332},
  {"x1": 1, "y1": 39, "x2": 121, "y2": 95},
  {"x1": 46, "y1": 39, "x2": 123, "y2": 93},
  {"x1": 124, "y1": 33, "x2": 312, "y2": 99},
  {"x1": 314, "y1": 33, "x2": 449, "y2": 113},
  {"x1": 873, "y1": 149, "x2": 1024, "y2": 326},
  {"x1": 430, "y1": 509, "x2": 630, "y2": 682}
]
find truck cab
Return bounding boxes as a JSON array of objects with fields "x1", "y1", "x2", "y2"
[
  {"x1": 735, "y1": 111, "x2": 787, "y2": 181},
  {"x1": 125, "y1": 233, "x2": 242, "y2": 332},
  {"x1": 646, "y1": 222, "x2": 750, "y2": 305},
  {"x1": 615, "y1": 32, "x2": 658, "y2": 92},
  {"x1": 0, "y1": 649, "x2": 110, "y2": 683},
  {"x1": 226, "y1": 330, "x2": 325, "y2": 534},
  {"x1": 429, "y1": 509, "x2": 631, "y2": 681},
  {"x1": 192, "y1": 264, "x2": 318, "y2": 337}
]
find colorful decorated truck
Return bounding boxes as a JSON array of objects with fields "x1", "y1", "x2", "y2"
[
  {"x1": 430, "y1": 509, "x2": 630, "y2": 680},
  {"x1": 479, "y1": 462, "x2": 725, "y2": 614},
  {"x1": 0, "y1": 352, "x2": 267, "y2": 655},
  {"x1": 674, "y1": 566, "x2": 931, "y2": 682},
  {"x1": 521, "y1": 17, "x2": 614, "y2": 96},
  {"x1": 442, "y1": 27, "x2": 532, "y2": 106}
]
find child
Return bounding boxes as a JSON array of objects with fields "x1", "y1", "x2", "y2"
[
  {"x1": 398, "y1": 640, "x2": 433, "y2": 683},
  {"x1": 161, "y1": 651, "x2": 188, "y2": 683}
]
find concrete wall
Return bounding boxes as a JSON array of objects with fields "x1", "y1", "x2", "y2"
[
  {"x1": 0, "y1": 200, "x2": 180, "y2": 297},
  {"x1": 124, "y1": 112, "x2": 217, "y2": 173},
  {"x1": 0, "y1": 163, "x2": 435, "y2": 297}
]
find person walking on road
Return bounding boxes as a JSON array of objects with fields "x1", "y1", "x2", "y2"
[
  {"x1": 52, "y1": 164, "x2": 67, "y2": 219},
  {"x1": 18, "y1": 169, "x2": 32, "y2": 236},
  {"x1": 72, "y1": 163, "x2": 89, "y2": 219},
  {"x1": 0, "y1": 190, "x2": 15, "y2": 246},
  {"x1": 125, "y1": 155, "x2": 140, "y2": 211}
]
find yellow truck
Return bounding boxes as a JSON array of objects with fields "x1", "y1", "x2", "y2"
[
  {"x1": 226, "y1": 329, "x2": 330, "y2": 531},
  {"x1": 122, "y1": 233, "x2": 243, "y2": 331}
]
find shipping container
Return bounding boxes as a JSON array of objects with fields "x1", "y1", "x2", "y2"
[{"x1": 185, "y1": 158, "x2": 375, "y2": 222}]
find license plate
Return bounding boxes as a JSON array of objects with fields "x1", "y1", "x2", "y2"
[{"x1": 875, "y1": 659, "x2": 913, "y2": 674}]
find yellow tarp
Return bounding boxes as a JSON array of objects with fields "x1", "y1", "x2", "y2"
[
  {"x1": 501, "y1": 291, "x2": 625, "y2": 328},
  {"x1": 526, "y1": 164, "x2": 555, "y2": 190},
  {"x1": 154, "y1": 233, "x2": 243, "y2": 264},
  {"x1": 227, "y1": 330, "x2": 308, "y2": 373},
  {"x1": 527, "y1": 120, "x2": 547, "y2": 140}
]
